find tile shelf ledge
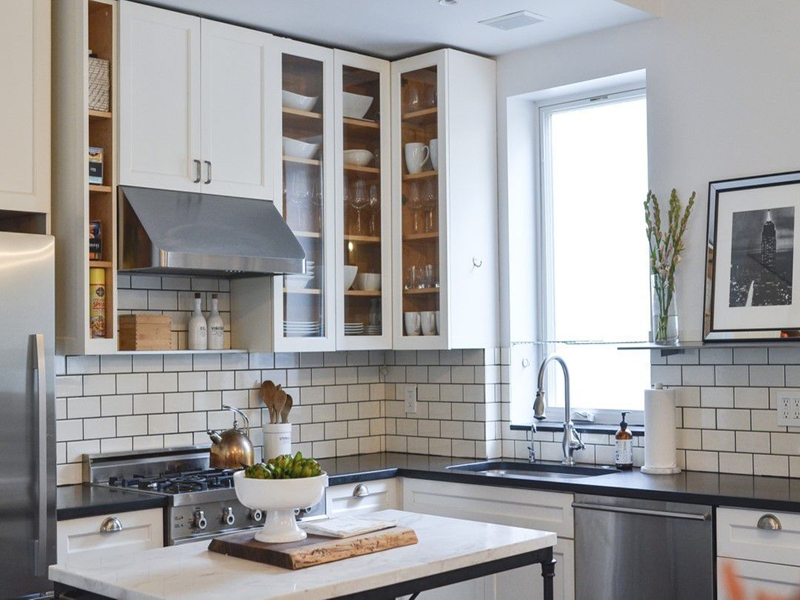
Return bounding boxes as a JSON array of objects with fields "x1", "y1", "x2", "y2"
[{"x1": 618, "y1": 340, "x2": 800, "y2": 357}]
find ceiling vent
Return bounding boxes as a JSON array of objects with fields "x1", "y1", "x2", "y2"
[{"x1": 480, "y1": 10, "x2": 547, "y2": 31}]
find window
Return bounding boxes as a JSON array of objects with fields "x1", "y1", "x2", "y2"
[{"x1": 535, "y1": 89, "x2": 650, "y2": 423}]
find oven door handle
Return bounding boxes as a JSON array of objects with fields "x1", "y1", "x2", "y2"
[{"x1": 572, "y1": 501, "x2": 710, "y2": 521}]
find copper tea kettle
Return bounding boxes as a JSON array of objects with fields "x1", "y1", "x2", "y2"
[{"x1": 207, "y1": 405, "x2": 254, "y2": 469}]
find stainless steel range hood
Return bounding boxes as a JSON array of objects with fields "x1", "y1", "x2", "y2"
[{"x1": 119, "y1": 186, "x2": 305, "y2": 277}]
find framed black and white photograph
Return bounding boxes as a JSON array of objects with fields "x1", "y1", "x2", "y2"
[{"x1": 704, "y1": 171, "x2": 800, "y2": 341}]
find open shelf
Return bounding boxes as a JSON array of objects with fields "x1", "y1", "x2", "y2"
[
  {"x1": 343, "y1": 164, "x2": 379, "y2": 175},
  {"x1": 283, "y1": 156, "x2": 321, "y2": 166},
  {"x1": 404, "y1": 287, "x2": 439, "y2": 295},
  {"x1": 403, "y1": 170, "x2": 438, "y2": 181},
  {"x1": 344, "y1": 234, "x2": 381, "y2": 243},
  {"x1": 282, "y1": 107, "x2": 322, "y2": 120},
  {"x1": 343, "y1": 117, "x2": 379, "y2": 129},
  {"x1": 89, "y1": 184, "x2": 113, "y2": 193},
  {"x1": 402, "y1": 107, "x2": 438, "y2": 125},
  {"x1": 89, "y1": 109, "x2": 112, "y2": 121}
]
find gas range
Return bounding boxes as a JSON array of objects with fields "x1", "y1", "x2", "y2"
[{"x1": 84, "y1": 446, "x2": 327, "y2": 545}]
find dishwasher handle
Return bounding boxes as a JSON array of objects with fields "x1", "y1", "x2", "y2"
[{"x1": 572, "y1": 501, "x2": 710, "y2": 521}]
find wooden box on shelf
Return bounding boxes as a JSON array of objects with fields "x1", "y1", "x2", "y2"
[{"x1": 118, "y1": 314, "x2": 172, "y2": 351}]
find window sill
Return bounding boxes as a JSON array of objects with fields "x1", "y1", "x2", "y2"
[{"x1": 510, "y1": 423, "x2": 645, "y2": 437}]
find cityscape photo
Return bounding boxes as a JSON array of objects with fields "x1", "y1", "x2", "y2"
[{"x1": 729, "y1": 206, "x2": 794, "y2": 307}]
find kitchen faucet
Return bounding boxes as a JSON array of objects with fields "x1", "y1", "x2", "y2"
[{"x1": 533, "y1": 354, "x2": 585, "y2": 466}]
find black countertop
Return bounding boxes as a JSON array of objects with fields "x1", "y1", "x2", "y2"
[
  {"x1": 57, "y1": 453, "x2": 800, "y2": 520},
  {"x1": 57, "y1": 484, "x2": 167, "y2": 521}
]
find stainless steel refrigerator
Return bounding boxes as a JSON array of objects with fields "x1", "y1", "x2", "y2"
[{"x1": 0, "y1": 232, "x2": 56, "y2": 598}]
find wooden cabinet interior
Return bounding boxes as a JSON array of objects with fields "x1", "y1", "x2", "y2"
[
  {"x1": 87, "y1": 0, "x2": 116, "y2": 341},
  {"x1": 400, "y1": 66, "x2": 440, "y2": 322},
  {"x1": 342, "y1": 65, "x2": 384, "y2": 334},
  {"x1": 281, "y1": 53, "x2": 326, "y2": 333}
]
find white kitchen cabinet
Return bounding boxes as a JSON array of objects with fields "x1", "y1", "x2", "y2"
[
  {"x1": 52, "y1": 0, "x2": 119, "y2": 355},
  {"x1": 402, "y1": 478, "x2": 574, "y2": 600},
  {"x1": 0, "y1": 0, "x2": 50, "y2": 219},
  {"x1": 334, "y1": 50, "x2": 393, "y2": 351},
  {"x1": 391, "y1": 49, "x2": 498, "y2": 350},
  {"x1": 717, "y1": 506, "x2": 800, "y2": 598},
  {"x1": 326, "y1": 479, "x2": 400, "y2": 518},
  {"x1": 120, "y1": 2, "x2": 273, "y2": 199},
  {"x1": 57, "y1": 508, "x2": 163, "y2": 566}
]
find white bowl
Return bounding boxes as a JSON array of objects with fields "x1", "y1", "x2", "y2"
[
  {"x1": 344, "y1": 265, "x2": 358, "y2": 290},
  {"x1": 234, "y1": 470, "x2": 328, "y2": 543},
  {"x1": 355, "y1": 272, "x2": 381, "y2": 291},
  {"x1": 283, "y1": 136, "x2": 320, "y2": 160},
  {"x1": 343, "y1": 92, "x2": 374, "y2": 119},
  {"x1": 282, "y1": 90, "x2": 318, "y2": 112},
  {"x1": 343, "y1": 149, "x2": 374, "y2": 167},
  {"x1": 285, "y1": 274, "x2": 314, "y2": 290}
]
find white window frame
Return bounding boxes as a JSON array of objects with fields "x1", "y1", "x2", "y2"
[{"x1": 534, "y1": 87, "x2": 648, "y2": 426}]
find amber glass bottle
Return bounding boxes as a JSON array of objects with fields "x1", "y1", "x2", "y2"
[{"x1": 614, "y1": 411, "x2": 633, "y2": 470}]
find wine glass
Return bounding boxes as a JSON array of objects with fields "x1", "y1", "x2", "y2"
[
  {"x1": 367, "y1": 184, "x2": 380, "y2": 236},
  {"x1": 406, "y1": 181, "x2": 423, "y2": 233},
  {"x1": 286, "y1": 164, "x2": 312, "y2": 230},
  {"x1": 350, "y1": 179, "x2": 369, "y2": 234},
  {"x1": 422, "y1": 178, "x2": 437, "y2": 232}
]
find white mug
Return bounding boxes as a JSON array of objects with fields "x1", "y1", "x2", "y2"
[
  {"x1": 435, "y1": 310, "x2": 440, "y2": 335},
  {"x1": 405, "y1": 143, "x2": 429, "y2": 175},
  {"x1": 404, "y1": 311, "x2": 421, "y2": 336},
  {"x1": 420, "y1": 311, "x2": 436, "y2": 336},
  {"x1": 430, "y1": 139, "x2": 439, "y2": 171}
]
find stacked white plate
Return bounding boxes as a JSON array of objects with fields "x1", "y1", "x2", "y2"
[
  {"x1": 285, "y1": 261, "x2": 316, "y2": 290},
  {"x1": 284, "y1": 320, "x2": 321, "y2": 337},
  {"x1": 344, "y1": 322, "x2": 364, "y2": 335},
  {"x1": 365, "y1": 325, "x2": 381, "y2": 336}
]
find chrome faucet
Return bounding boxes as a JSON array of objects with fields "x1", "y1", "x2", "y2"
[{"x1": 533, "y1": 354, "x2": 584, "y2": 466}]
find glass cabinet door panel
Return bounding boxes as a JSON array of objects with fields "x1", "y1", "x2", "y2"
[
  {"x1": 342, "y1": 65, "x2": 383, "y2": 338},
  {"x1": 400, "y1": 66, "x2": 440, "y2": 338},
  {"x1": 281, "y1": 53, "x2": 326, "y2": 340}
]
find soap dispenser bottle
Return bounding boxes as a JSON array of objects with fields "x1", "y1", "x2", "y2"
[{"x1": 615, "y1": 411, "x2": 633, "y2": 470}]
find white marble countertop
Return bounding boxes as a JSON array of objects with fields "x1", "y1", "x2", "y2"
[{"x1": 50, "y1": 509, "x2": 557, "y2": 600}]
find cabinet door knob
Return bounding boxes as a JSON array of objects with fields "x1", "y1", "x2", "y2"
[
  {"x1": 204, "y1": 160, "x2": 212, "y2": 184},
  {"x1": 472, "y1": 257, "x2": 483, "y2": 268},
  {"x1": 757, "y1": 514, "x2": 782, "y2": 530},
  {"x1": 353, "y1": 484, "x2": 370, "y2": 498},
  {"x1": 193, "y1": 159, "x2": 202, "y2": 183},
  {"x1": 99, "y1": 516, "x2": 123, "y2": 534}
]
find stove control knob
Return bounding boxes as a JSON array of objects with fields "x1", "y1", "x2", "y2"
[
  {"x1": 222, "y1": 507, "x2": 235, "y2": 526},
  {"x1": 194, "y1": 510, "x2": 207, "y2": 530},
  {"x1": 250, "y1": 510, "x2": 263, "y2": 522}
]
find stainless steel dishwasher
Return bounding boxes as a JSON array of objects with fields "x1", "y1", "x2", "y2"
[{"x1": 573, "y1": 494, "x2": 714, "y2": 600}]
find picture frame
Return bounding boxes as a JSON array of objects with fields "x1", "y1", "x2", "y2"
[{"x1": 704, "y1": 170, "x2": 800, "y2": 341}]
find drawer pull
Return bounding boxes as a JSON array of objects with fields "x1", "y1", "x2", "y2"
[
  {"x1": 100, "y1": 516, "x2": 123, "y2": 534},
  {"x1": 757, "y1": 514, "x2": 782, "y2": 530},
  {"x1": 353, "y1": 484, "x2": 370, "y2": 498}
]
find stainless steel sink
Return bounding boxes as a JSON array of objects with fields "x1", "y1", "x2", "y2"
[{"x1": 446, "y1": 461, "x2": 618, "y2": 480}]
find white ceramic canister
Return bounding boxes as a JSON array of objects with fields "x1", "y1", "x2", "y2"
[{"x1": 262, "y1": 422, "x2": 292, "y2": 460}]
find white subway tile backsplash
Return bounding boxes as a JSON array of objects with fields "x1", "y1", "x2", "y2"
[
  {"x1": 67, "y1": 396, "x2": 101, "y2": 419},
  {"x1": 734, "y1": 387, "x2": 769, "y2": 409}
]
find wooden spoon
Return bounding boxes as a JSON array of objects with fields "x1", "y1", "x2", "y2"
[
  {"x1": 260, "y1": 380, "x2": 277, "y2": 423},
  {"x1": 272, "y1": 385, "x2": 287, "y2": 425},
  {"x1": 281, "y1": 394, "x2": 293, "y2": 424}
]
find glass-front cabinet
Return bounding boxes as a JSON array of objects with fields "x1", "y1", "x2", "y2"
[
  {"x1": 392, "y1": 50, "x2": 499, "y2": 351},
  {"x1": 334, "y1": 51, "x2": 392, "y2": 350},
  {"x1": 273, "y1": 40, "x2": 336, "y2": 351}
]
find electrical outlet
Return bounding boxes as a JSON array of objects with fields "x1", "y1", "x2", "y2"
[
  {"x1": 404, "y1": 385, "x2": 417, "y2": 414},
  {"x1": 777, "y1": 390, "x2": 800, "y2": 426}
]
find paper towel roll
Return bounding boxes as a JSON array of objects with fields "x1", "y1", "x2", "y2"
[{"x1": 641, "y1": 386, "x2": 681, "y2": 475}]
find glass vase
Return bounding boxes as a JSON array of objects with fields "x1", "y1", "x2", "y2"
[{"x1": 651, "y1": 275, "x2": 679, "y2": 345}]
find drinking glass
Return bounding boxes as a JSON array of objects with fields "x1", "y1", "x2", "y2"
[
  {"x1": 350, "y1": 179, "x2": 369, "y2": 234},
  {"x1": 406, "y1": 181, "x2": 423, "y2": 233},
  {"x1": 367, "y1": 184, "x2": 380, "y2": 236},
  {"x1": 422, "y1": 178, "x2": 436, "y2": 232},
  {"x1": 405, "y1": 265, "x2": 417, "y2": 290}
]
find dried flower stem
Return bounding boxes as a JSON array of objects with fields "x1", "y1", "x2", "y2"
[{"x1": 644, "y1": 189, "x2": 695, "y2": 341}]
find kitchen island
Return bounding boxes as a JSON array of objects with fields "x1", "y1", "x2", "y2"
[{"x1": 50, "y1": 509, "x2": 557, "y2": 600}]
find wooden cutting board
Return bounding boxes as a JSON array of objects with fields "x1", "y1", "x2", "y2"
[{"x1": 208, "y1": 526, "x2": 418, "y2": 570}]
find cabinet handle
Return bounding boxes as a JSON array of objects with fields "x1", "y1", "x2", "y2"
[
  {"x1": 757, "y1": 514, "x2": 782, "y2": 530},
  {"x1": 353, "y1": 484, "x2": 370, "y2": 498},
  {"x1": 472, "y1": 257, "x2": 483, "y2": 268},
  {"x1": 100, "y1": 516, "x2": 123, "y2": 534},
  {"x1": 193, "y1": 159, "x2": 201, "y2": 183},
  {"x1": 204, "y1": 160, "x2": 212, "y2": 184}
]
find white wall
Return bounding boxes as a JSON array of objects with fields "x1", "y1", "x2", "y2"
[{"x1": 497, "y1": 0, "x2": 800, "y2": 342}]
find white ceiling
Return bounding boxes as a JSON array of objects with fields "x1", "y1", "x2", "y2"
[{"x1": 134, "y1": 0, "x2": 658, "y2": 59}]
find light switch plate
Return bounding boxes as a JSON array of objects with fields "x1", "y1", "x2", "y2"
[
  {"x1": 404, "y1": 385, "x2": 417, "y2": 414},
  {"x1": 777, "y1": 389, "x2": 800, "y2": 426}
]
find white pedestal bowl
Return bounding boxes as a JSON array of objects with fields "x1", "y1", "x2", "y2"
[{"x1": 233, "y1": 470, "x2": 328, "y2": 543}]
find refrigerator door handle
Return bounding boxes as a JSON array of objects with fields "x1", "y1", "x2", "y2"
[{"x1": 34, "y1": 333, "x2": 47, "y2": 577}]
